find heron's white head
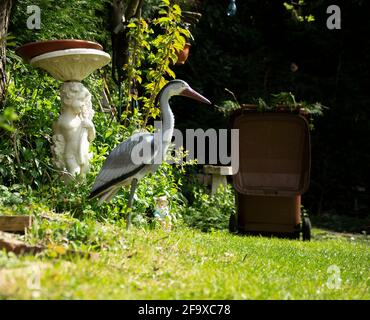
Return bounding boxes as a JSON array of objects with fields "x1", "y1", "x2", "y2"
[{"x1": 158, "y1": 80, "x2": 211, "y2": 105}]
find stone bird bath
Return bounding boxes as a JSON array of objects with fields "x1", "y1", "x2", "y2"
[{"x1": 16, "y1": 40, "x2": 111, "y2": 181}]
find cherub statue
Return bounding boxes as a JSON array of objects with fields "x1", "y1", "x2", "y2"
[{"x1": 52, "y1": 82, "x2": 96, "y2": 180}]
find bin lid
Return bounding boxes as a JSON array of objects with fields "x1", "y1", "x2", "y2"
[{"x1": 231, "y1": 110, "x2": 310, "y2": 196}]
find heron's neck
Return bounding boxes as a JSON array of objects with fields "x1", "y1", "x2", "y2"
[{"x1": 160, "y1": 95, "x2": 174, "y2": 146}]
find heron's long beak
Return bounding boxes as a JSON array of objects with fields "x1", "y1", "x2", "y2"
[{"x1": 181, "y1": 87, "x2": 211, "y2": 105}]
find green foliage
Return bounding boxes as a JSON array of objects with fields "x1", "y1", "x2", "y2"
[
  {"x1": 0, "y1": 185, "x2": 24, "y2": 207},
  {"x1": 0, "y1": 63, "x2": 57, "y2": 186},
  {"x1": 28, "y1": 213, "x2": 125, "y2": 251},
  {"x1": 0, "y1": 107, "x2": 18, "y2": 132},
  {"x1": 214, "y1": 100, "x2": 241, "y2": 116},
  {"x1": 283, "y1": 1, "x2": 315, "y2": 23},
  {"x1": 9, "y1": 0, "x2": 110, "y2": 44},
  {"x1": 122, "y1": 0, "x2": 190, "y2": 125},
  {"x1": 133, "y1": 161, "x2": 186, "y2": 226},
  {"x1": 253, "y1": 92, "x2": 327, "y2": 130},
  {"x1": 182, "y1": 185, "x2": 236, "y2": 232},
  {"x1": 215, "y1": 90, "x2": 326, "y2": 128},
  {"x1": 254, "y1": 91, "x2": 326, "y2": 116}
]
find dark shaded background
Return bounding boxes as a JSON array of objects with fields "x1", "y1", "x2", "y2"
[{"x1": 173, "y1": 0, "x2": 370, "y2": 219}]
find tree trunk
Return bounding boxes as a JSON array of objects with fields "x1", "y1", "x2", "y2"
[
  {"x1": 111, "y1": 0, "x2": 144, "y2": 120},
  {"x1": 0, "y1": 0, "x2": 13, "y2": 105},
  {"x1": 111, "y1": 0, "x2": 143, "y2": 87}
]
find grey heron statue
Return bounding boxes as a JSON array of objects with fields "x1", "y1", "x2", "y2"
[{"x1": 89, "y1": 80, "x2": 211, "y2": 228}]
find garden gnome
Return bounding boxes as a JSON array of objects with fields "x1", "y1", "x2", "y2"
[
  {"x1": 153, "y1": 195, "x2": 172, "y2": 231},
  {"x1": 52, "y1": 82, "x2": 96, "y2": 180}
]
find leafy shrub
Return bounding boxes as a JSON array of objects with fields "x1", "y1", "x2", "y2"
[
  {"x1": 9, "y1": 0, "x2": 110, "y2": 44},
  {"x1": 181, "y1": 184, "x2": 236, "y2": 232},
  {"x1": 0, "y1": 185, "x2": 24, "y2": 207}
]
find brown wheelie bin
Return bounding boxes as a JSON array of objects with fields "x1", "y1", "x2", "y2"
[{"x1": 229, "y1": 105, "x2": 312, "y2": 240}]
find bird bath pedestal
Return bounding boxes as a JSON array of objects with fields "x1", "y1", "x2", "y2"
[{"x1": 16, "y1": 40, "x2": 111, "y2": 181}]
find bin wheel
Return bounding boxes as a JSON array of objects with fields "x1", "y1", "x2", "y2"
[
  {"x1": 302, "y1": 217, "x2": 311, "y2": 241},
  {"x1": 229, "y1": 214, "x2": 237, "y2": 233}
]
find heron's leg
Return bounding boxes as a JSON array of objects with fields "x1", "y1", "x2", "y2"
[{"x1": 126, "y1": 178, "x2": 138, "y2": 230}]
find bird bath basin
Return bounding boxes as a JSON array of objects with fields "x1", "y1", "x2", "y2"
[
  {"x1": 16, "y1": 40, "x2": 111, "y2": 181},
  {"x1": 15, "y1": 39, "x2": 103, "y2": 62},
  {"x1": 30, "y1": 48, "x2": 110, "y2": 81}
]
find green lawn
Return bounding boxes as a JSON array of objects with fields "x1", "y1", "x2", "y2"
[{"x1": 1, "y1": 223, "x2": 369, "y2": 300}]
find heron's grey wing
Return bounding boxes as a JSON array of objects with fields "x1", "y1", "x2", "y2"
[{"x1": 89, "y1": 132, "x2": 158, "y2": 198}]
